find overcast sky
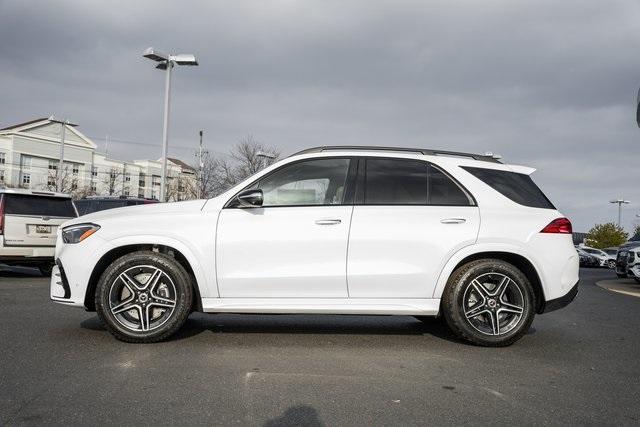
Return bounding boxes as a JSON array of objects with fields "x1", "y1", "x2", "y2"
[{"x1": 1, "y1": 0, "x2": 639, "y2": 232}]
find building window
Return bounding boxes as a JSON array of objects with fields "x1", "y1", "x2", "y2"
[
  {"x1": 152, "y1": 175, "x2": 161, "y2": 186},
  {"x1": 72, "y1": 165, "x2": 79, "y2": 175},
  {"x1": 124, "y1": 187, "x2": 130, "y2": 196},
  {"x1": 0, "y1": 170, "x2": 4, "y2": 182},
  {"x1": 125, "y1": 173, "x2": 131, "y2": 182},
  {"x1": 110, "y1": 169, "x2": 118, "y2": 179},
  {"x1": 21, "y1": 173, "x2": 30, "y2": 186},
  {"x1": 21, "y1": 156, "x2": 32, "y2": 169},
  {"x1": 138, "y1": 190, "x2": 145, "y2": 198},
  {"x1": 48, "y1": 160, "x2": 58, "y2": 170},
  {"x1": 71, "y1": 182, "x2": 78, "y2": 190},
  {"x1": 91, "y1": 166, "x2": 98, "y2": 178},
  {"x1": 48, "y1": 176, "x2": 56, "y2": 186},
  {"x1": 0, "y1": 153, "x2": 5, "y2": 164},
  {"x1": 90, "y1": 182, "x2": 97, "y2": 192}
]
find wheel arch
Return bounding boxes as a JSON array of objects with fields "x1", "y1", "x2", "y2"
[
  {"x1": 84, "y1": 243, "x2": 204, "y2": 312},
  {"x1": 435, "y1": 248, "x2": 546, "y2": 314}
]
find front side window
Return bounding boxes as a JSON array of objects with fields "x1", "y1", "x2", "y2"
[
  {"x1": 257, "y1": 158, "x2": 350, "y2": 207},
  {"x1": 363, "y1": 158, "x2": 472, "y2": 206}
]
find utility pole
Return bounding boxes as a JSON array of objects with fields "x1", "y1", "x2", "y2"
[
  {"x1": 48, "y1": 116, "x2": 77, "y2": 192},
  {"x1": 198, "y1": 130, "x2": 204, "y2": 198},
  {"x1": 610, "y1": 198, "x2": 630, "y2": 227},
  {"x1": 105, "y1": 134, "x2": 109, "y2": 157}
]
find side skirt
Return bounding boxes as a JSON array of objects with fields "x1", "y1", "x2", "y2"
[{"x1": 201, "y1": 297, "x2": 440, "y2": 316}]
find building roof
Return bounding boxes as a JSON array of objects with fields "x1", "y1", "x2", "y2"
[
  {"x1": 167, "y1": 157, "x2": 196, "y2": 172},
  {"x1": 0, "y1": 117, "x2": 49, "y2": 131}
]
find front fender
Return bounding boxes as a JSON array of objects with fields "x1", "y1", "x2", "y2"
[{"x1": 106, "y1": 234, "x2": 217, "y2": 298}]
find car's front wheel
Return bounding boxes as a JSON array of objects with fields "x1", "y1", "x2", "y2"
[
  {"x1": 607, "y1": 260, "x2": 616, "y2": 269},
  {"x1": 95, "y1": 251, "x2": 192, "y2": 343},
  {"x1": 442, "y1": 259, "x2": 535, "y2": 347}
]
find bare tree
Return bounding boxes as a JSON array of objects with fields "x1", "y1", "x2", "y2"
[
  {"x1": 193, "y1": 135, "x2": 280, "y2": 198},
  {"x1": 102, "y1": 167, "x2": 123, "y2": 196},
  {"x1": 46, "y1": 166, "x2": 80, "y2": 195},
  {"x1": 230, "y1": 135, "x2": 280, "y2": 179}
]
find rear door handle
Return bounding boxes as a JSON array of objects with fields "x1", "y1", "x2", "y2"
[
  {"x1": 440, "y1": 218, "x2": 466, "y2": 224},
  {"x1": 315, "y1": 219, "x2": 342, "y2": 225}
]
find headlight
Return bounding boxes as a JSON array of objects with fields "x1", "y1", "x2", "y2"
[{"x1": 62, "y1": 224, "x2": 100, "y2": 244}]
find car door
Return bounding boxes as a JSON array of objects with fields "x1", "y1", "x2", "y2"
[
  {"x1": 216, "y1": 157, "x2": 356, "y2": 298},
  {"x1": 347, "y1": 157, "x2": 480, "y2": 298}
]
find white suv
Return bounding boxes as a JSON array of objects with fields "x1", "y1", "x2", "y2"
[
  {"x1": 0, "y1": 189, "x2": 77, "y2": 275},
  {"x1": 51, "y1": 147, "x2": 579, "y2": 346}
]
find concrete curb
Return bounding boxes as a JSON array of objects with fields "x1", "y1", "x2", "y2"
[{"x1": 596, "y1": 279, "x2": 640, "y2": 298}]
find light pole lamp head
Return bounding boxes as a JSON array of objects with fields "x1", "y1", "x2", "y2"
[{"x1": 143, "y1": 47, "x2": 169, "y2": 63}]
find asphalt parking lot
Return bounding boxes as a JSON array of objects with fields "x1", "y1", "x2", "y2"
[{"x1": 1, "y1": 267, "x2": 639, "y2": 426}]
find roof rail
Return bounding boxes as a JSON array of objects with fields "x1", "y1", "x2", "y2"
[{"x1": 289, "y1": 146, "x2": 502, "y2": 163}]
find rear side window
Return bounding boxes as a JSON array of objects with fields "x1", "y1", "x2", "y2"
[
  {"x1": 363, "y1": 158, "x2": 473, "y2": 206},
  {"x1": 462, "y1": 166, "x2": 555, "y2": 209},
  {"x1": 4, "y1": 194, "x2": 76, "y2": 217}
]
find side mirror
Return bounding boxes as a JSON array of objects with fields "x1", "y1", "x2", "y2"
[{"x1": 236, "y1": 189, "x2": 263, "y2": 207}]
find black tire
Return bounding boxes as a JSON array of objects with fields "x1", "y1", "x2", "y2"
[
  {"x1": 617, "y1": 273, "x2": 628, "y2": 279},
  {"x1": 442, "y1": 259, "x2": 535, "y2": 347},
  {"x1": 634, "y1": 277, "x2": 640, "y2": 284},
  {"x1": 38, "y1": 262, "x2": 54, "y2": 276},
  {"x1": 95, "y1": 251, "x2": 192, "y2": 343},
  {"x1": 607, "y1": 260, "x2": 616, "y2": 269}
]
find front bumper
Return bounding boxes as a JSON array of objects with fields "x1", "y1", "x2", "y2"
[{"x1": 541, "y1": 280, "x2": 579, "y2": 313}]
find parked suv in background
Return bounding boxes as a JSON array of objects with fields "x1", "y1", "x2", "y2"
[
  {"x1": 0, "y1": 189, "x2": 77, "y2": 275},
  {"x1": 75, "y1": 196, "x2": 158, "y2": 216},
  {"x1": 51, "y1": 146, "x2": 579, "y2": 346},
  {"x1": 616, "y1": 243, "x2": 640, "y2": 279}
]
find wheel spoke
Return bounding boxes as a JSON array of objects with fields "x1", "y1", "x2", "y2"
[
  {"x1": 498, "y1": 300, "x2": 524, "y2": 315},
  {"x1": 471, "y1": 280, "x2": 489, "y2": 298},
  {"x1": 489, "y1": 310, "x2": 500, "y2": 335},
  {"x1": 492, "y1": 276, "x2": 510, "y2": 298},
  {"x1": 111, "y1": 300, "x2": 137, "y2": 315},
  {"x1": 120, "y1": 272, "x2": 145, "y2": 291},
  {"x1": 149, "y1": 300, "x2": 175, "y2": 310},
  {"x1": 465, "y1": 303, "x2": 488, "y2": 320},
  {"x1": 145, "y1": 268, "x2": 163, "y2": 292},
  {"x1": 135, "y1": 305, "x2": 151, "y2": 332}
]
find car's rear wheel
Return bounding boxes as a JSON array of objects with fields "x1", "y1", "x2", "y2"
[
  {"x1": 442, "y1": 259, "x2": 535, "y2": 347},
  {"x1": 95, "y1": 251, "x2": 192, "y2": 343},
  {"x1": 607, "y1": 260, "x2": 616, "y2": 269}
]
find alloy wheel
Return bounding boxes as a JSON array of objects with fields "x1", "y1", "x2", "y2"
[
  {"x1": 462, "y1": 272, "x2": 525, "y2": 336},
  {"x1": 108, "y1": 265, "x2": 177, "y2": 332}
]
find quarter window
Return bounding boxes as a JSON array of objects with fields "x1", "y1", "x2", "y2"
[
  {"x1": 257, "y1": 158, "x2": 350, "y2": 207},
  {"x1": 363, "y1": 158, "x2": 472, "y2": 206}
]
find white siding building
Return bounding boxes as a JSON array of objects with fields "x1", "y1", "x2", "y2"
[{"x1": 0, "y1": 118, "x2": 196, "y2": 201}]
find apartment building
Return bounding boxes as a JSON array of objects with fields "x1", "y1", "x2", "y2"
[{"x1": 0, "y1": 118, "x2": 196, "y2": 201}]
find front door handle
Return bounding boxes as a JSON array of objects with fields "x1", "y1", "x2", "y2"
[
  {"x1": 440, "y1": 218, "x2": 466, "y2": 224},
  {"x1": 315, "y1": 219, "x2": 342, "y2": 225}
]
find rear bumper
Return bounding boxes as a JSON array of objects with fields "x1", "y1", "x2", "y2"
[
  {"x1": 0, "y1": 245, "x2": 55, "y2": 260},
  {"x1": 541, "y1": 280, "x2": 579, "y2": 313}
]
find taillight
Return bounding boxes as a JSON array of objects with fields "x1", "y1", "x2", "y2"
[
  {"x1": 540, "y1": 217, "x2": 572, "y2": 234},
  {"x1": 0, "y1": 194, "x2": 5, "y2": 234}
]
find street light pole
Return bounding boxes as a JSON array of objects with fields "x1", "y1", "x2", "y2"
[
  {"x1": 198, "y1": 130, "x2": 204, "y2": 199},
  {"x1": 610, "y1": 198, "x2": 630, "y2": 227},
  {"x1": 143, "y1": 47, "x2": 198, "y2": 203},
  {"x1": 159, "y1": 61, "x2": 173, "y2": 202},
  {"x1": 48, "y1": 116, "x2": 77, "y2": 192}
]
